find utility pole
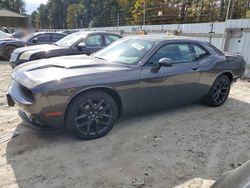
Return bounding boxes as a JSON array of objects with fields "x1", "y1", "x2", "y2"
[
  {"x1": 117, "y1": 13, "x2": 120, "y2": 30},
  {"x1": 75, "y1": 13, "x2": 77, "y2": 29},
  {"x1": 143, "y1": 0, "x2": 146, "y2": 31},
  {"x1": 221, "y1": 0, "x2": 232, "y2": 51},
  {"x1": 209, "y1": 23, "x2": 215, "y2": 44}
]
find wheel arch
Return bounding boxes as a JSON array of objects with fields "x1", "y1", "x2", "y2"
[
  {"x1": 65, "y1": 86, "x2": 123, "y2": 120},
  {"x1": 4, "y1": 44, "x2": 18, "y2": 49},
  {"x1": 216, "y1": 71, "x2": 234, "y2": 82}
]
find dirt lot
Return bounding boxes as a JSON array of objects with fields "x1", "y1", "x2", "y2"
[{"x1": 0, "y1": 61, "x2": 249, "y2": 188}]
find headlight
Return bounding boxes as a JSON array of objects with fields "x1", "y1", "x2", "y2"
[{"x1": 19, "y1": 52, "x2": 32, "y2": 60}]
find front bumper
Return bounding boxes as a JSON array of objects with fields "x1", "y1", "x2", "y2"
[
  {"x1": 7, "y1": 80, "x2": 65, "y2": 130},
  {"x1": 18, "y1": 110, "x2": 62, "y2": 131},
  {"x1": 9, "y1": 59, "x2": 27, "y2": 68}
]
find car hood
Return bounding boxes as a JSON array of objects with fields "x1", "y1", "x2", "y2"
[
  {"x1": 12, "y1": 55, "x2": 134, "y2": 90},
  {"x1": 13, "y1": 44, "x2": 60, "y2": 54},
  {"x1": 0, "y1": 38, "x2": 19, "y2": 42}
]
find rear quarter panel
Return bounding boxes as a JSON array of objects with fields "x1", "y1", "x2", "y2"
[{"x1": 198, "y1": 53, "x2": 245, "y2": 96}]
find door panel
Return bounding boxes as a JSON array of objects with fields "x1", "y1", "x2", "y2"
[
  {"x1": 138, "y1": 42, "x2": 201, "y2": 111},
  {"x1": 138, "y1": 63, "x2": 200, "y2": 111},
  {"x1": 71, "y1": 47, "x2": 99, "y2": 55}
]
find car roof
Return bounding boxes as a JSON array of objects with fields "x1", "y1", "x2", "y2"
[
  {"x1": 125, "y1": 35, "x2": 205, "y2": 43},
  {"x1": 34, "y1": 32, "x2": 67, "y2": 35},
  {"x1": 73, "y1": 31, "x2": 121, "y2": 36}
]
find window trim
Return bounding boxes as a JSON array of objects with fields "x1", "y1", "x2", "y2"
[
  {"x1": 36, "y1": 33, "x2": 51, "y2": 43},
  {"x1": 190, "y1": 42, "x2": 210, "y2": 61},
  {"x1": 144, "y1": 42, "x2": 196, "y2": 66}
]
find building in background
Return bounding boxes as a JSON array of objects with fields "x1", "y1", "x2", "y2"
[{"x1": 0, "y1": 9, "x2": 28, "y2": 28}]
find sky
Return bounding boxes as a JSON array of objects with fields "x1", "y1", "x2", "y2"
[{"x1": 24, "y1": 0, "x2": 48, "y2": 14}]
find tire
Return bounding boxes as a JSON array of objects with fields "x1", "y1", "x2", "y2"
[
  {"x1": 3, "y1": 45, "x2": 16, "y2": 60},
  {"x1": 206, "y1": 75, "x2": 231, "y2": 107},
  {"x1": 66, "y1": 91, "x2": 118, "y2": 140}
]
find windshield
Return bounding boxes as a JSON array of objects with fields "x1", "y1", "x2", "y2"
[
  {"x1": 55, "y1": 32, "x2": 87, "y2": 47},
  {"x1": 93, "y1": 38, "x2": 156, "y2": 65}
]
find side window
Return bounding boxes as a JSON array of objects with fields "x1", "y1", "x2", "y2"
[
  {"x1": 104, "y1": 34, "x2": 120, "y2": 45},
  {"x1": 29, "y1": 34, "x2": 40, "y2": 42},
  {"x1": 192, "y1": 45, "x2": 209, "y2": 60},
  {"x1": 85, "y1": 35, "x2": 102, "y2": 47},
  {"x1": 147, "y1": 43, "x2": 194, "y2": 66},
  {"x1": 36, "y1": 34, "x2": 51, "y2": 43},
  {"x1": 52, "y1": 34, "x2": 65, "y2": 42}
]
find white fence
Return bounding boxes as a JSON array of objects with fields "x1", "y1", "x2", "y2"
[{"x1": 88, "y1": 19, "x2": 250, "y2": 77}]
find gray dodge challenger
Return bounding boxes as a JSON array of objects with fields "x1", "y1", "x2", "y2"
[{"x1": 7, "y1": 36, "x2": 246, "y2": 139}]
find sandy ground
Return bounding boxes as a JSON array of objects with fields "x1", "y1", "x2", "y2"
[{"x1": 0, "y1": 61, "x2": 249, "y2": 188}]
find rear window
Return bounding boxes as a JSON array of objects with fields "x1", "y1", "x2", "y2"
[{"x1": 192, "y1": 44, "x2": 209, "y2": 60}]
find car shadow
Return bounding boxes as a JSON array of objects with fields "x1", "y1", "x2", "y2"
[{"x1": 4, "y1": 97, "x2": 250, "y2": 187}]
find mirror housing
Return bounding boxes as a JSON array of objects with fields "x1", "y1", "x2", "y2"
[
  {"x1": 159, "y1": 58, "x2": 173, "y2": 67},
  {"x1": 31, "y1": 38, "x2": 38, "y2": 44},
  {"x1": 151, "y1": 58, "x2": 173, "y2": 73},
  {"x1": 77, "y1": 42, "x2": 86, "y2": 50}
]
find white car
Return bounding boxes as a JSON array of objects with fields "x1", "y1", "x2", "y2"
[{"x1": 0, "y1": 30, "x2": 13, "y2": 39}]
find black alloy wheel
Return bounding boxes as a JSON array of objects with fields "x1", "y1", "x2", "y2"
[
  {"x1": 206, "y1": 75, "x2": 231, "y2": 106},
  {"x1": 66, "y1": 91, "x2": 118, "y2": 140}
]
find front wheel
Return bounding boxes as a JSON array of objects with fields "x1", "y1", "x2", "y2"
[
  {"x1": 206, "y1": 75, "x2": 231, "y2": 107},
  {"x1": 66, "y1": 91, "x2": 118, "y2": 140}
]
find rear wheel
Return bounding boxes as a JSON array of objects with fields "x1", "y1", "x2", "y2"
[
  {"x1": 206, "y1": 75, "x2": 231, "y2": 106},
  {"x1": 66, "y1": 91, "x2": 118, "y2": 140},
  {"x1": 3, "y1": 45, "x2": 16, "y2": 60}
]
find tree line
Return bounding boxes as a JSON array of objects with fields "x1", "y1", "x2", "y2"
[
  {"x1": 1, "y1": 0, "x2": 250, "y2": 29},
  {"x1": 0, "y1": 0, "x2": 25, "y2": 14}
]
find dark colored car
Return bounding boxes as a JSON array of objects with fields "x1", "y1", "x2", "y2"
[
  {"x1": 211, "y1": 160, "x2": 250, "y2": 188},
  {"x1": 0, "y1": 32, "x2": 67, "y2": 60},
  {"x1": 7, "y1": 36, "x2": 246, "y2": 140},
  {"x1": 60, "y1": 30, "x2": 79, "y2": 35},
  {"x1": 9, "y1": 31, "x2": 121, "y2": 67}
]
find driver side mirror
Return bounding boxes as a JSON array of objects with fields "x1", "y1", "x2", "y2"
[
  {"x1": 151, "y1": 58, "x2": 173, "y2": 73},
  {"x1": 31, "y1": 38, "x2": 38, "y2": 44},
  {"x1": 158, "y1": 58, "x2": 173, "y2": 67},
  {"x1": 77, "y1": 42, "x2": 86, "y2": 51}
]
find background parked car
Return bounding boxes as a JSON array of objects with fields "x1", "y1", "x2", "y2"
[
  {"x1": 211, "y1": 160, "x2": 250, "y2": 188},
  {"x1": 0, "y1": 32, "x2": 67, "y2": 60},
  {"x1": 0, "y1": 30, "x2": 13, "y2": 40},
  {"x1": 9, "y1": 31, "x2": 121, "y2": 67},
  {"x1": 60, "y1": 30, "x2": 79, "y2": 35}
]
